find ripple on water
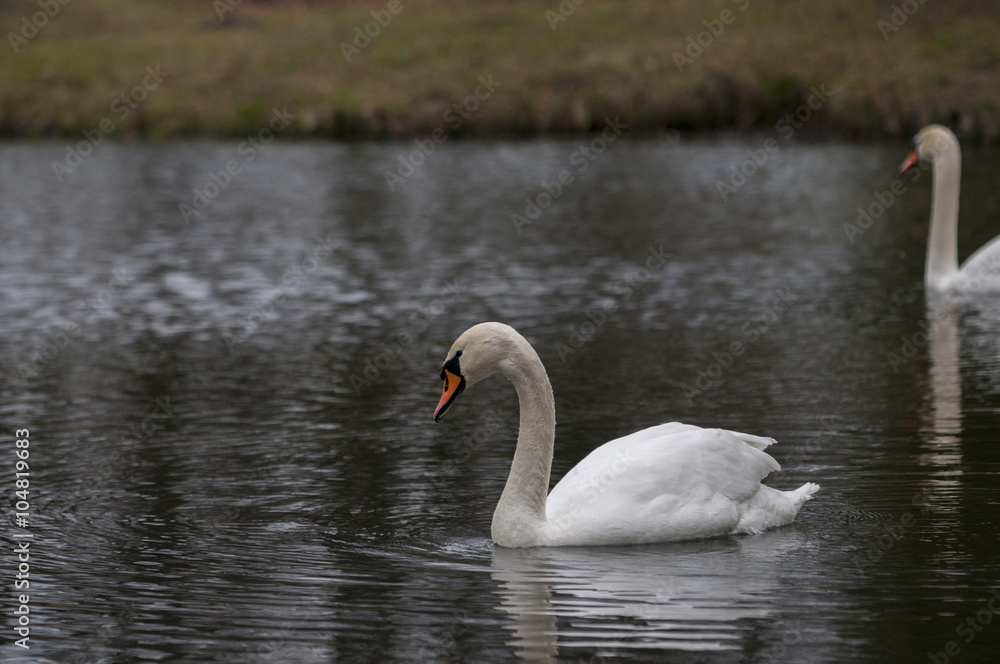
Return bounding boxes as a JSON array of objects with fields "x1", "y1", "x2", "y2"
[{"x1": 2, "y1": 140, "x2": 999, "y2": 664}]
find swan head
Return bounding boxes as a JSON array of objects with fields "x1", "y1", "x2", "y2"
[
  {"x1": 899, "y1": 124, "x2": 959, "y2": 173},
  {"x1": 433, "y1": 322, "x2": 523, "y2": 422}
]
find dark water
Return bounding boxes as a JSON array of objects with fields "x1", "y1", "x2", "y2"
[{"x1": 1, "y1": 135, "x2": 999, "y2": 663}]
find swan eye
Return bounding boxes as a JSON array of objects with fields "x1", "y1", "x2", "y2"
[{"x1": 440, "y1": 352, "x2": 463, "y2": 381}]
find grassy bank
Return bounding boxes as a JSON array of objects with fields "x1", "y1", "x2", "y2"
[{"x1": 2, "y1": 0, "x2": 999, "y2": 141}]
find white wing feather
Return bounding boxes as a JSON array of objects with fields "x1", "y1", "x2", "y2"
[
  {"x1": 955, "y1": 234, "x2": 1000, "y2": 291},
  {"x1": 542, "y1": 422, "x2": 812, "y2": 546}
]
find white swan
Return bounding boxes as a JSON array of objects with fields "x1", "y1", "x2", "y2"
[
  {"x1": 433, "y1": 322, "x2": 819, "y2": 548},
  {"x1": 899, "y1": 124, "x2": 1000, "y2": 293}
]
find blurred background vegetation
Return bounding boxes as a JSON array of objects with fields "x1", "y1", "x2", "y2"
[{"x1": 1, "y1": 0, "x2": 999, "y2": 141}]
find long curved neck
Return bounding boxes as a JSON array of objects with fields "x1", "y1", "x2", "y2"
[
  {"x1": 926, "y1": 146, "x2": 961, "y2": 291},
  {"x1": 492, "y1": 341, "x2": 556, "y2": 546}
]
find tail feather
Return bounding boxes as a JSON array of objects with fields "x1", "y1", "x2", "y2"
[
  {"x1": 731, "y1": 431, "x2": 777, "y2": 451},
  {"x1": 795, "y1": 482, "x2": 821, "y2": 500}
]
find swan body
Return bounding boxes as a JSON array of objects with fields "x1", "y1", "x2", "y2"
[
  {"x1": 433, "y1": 322, "x2": 819, "y2": 548},
  {"x1": 900, "y1": 124, "x2": 1000, "y2": 293}
]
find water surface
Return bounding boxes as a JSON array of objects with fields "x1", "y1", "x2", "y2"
[{"x1": 1, "y1": 135, "x2": 999, "y2": 663}]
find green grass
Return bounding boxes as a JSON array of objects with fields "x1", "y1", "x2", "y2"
[{"x1": 2, "y1": 0, "x2": 999, "y2": 141}]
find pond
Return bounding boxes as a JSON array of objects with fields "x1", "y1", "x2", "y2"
[{"x1": 1, "y1": 133, "x2": 999, "y2": 663}]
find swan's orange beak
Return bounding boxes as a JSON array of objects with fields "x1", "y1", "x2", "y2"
[
  {"x1": 898, "y1": 149, "x2": 919, "y2": 174},
  {"x1": 434, "y1": 369, "x2": 465, "y2": 422}
]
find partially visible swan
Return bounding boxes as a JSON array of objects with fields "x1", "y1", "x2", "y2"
[
  {"x1": 433, "y1": 322, "x2": 819, "y2": 548},
  {"x1": 899, "y1": 124, "x2": 1000, "y2": 292}
]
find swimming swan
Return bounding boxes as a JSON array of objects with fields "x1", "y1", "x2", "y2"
[
  {"x1": 899, "y1": 124, "x2": 1000, "y2": 293},
  {"x1": 433, "y1": 322, "x2": 819, "y2": 548}
]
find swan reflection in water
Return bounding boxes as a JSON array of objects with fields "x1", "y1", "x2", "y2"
[
  {"x1": 912, "y1": 286, "x2": 1000, "y2": 514},
  {"x1": 920, "y1": 295, "x2": 963, "y2": 470},
  {"x1": 490, "y1": 531, "x2": 811, "y2": 663}
]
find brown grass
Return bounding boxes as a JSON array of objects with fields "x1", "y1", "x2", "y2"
[{"x1": 1, "y1": 0, "x2": 999, "y2": 141}]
